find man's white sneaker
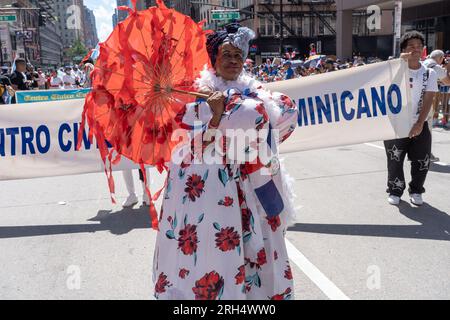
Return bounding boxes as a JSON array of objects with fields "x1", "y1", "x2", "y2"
[
  {"x1": 122, "y1": 194, "x2": 138, "y2": 208},
  {"x1": 388, "y1": 195, "x2": 400, "y2": 205},
  {"x1": 143, "y1": 191, "x2": 150, "y2": 206},
  {"x1": 410, "y1": 194, "x2": 423, "y2": 206}
]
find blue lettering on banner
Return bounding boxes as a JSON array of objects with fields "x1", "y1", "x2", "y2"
[
  {"x1": 36, "y1": 125, "x2": 51, "y2": 154},
  {"x1": 58, "y1": 123, "x2": 72, "y2": 152},
  {"x1": 341, "y1": 91, "x2": 355, "y2": 121},
  {"x1": 6, "y1": 127, "x2": 19, "y2": 156},
  {"x1": 21, "y1": 126, "x2": 36, "y2": 155},
  {"x1": 1, "y1": 123, "x2": 113, "y2": 157},
  {"x1": 371, "y1": 86, "x2": 387, "y2": 117},
  {"x1": 316, "y1": 95, "x2": 332, "y2": 124},
  {"x1": 357, "y1": 88, "x2": 372, "y2": 119},
  {"x1": 73, "y1": 122, "x2": 92, "y2": 151},
  {"x1": 297, "y1": 84, "x2": 403, "y2": 127},
  {"x1": 388, "y1": 84, "x2": 402, "y2": 114}
]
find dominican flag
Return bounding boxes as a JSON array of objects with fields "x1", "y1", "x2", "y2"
[
  {"x1": 421, "y1": 46, "x2": 428, "y2": 61},
  {"x1": 80, "y1": 44, "x2": 100, "y2": 65}
]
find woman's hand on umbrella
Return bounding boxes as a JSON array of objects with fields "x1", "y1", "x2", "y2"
[{"x1": 207, "y1": 91, "x2": 225, "y2": 117}]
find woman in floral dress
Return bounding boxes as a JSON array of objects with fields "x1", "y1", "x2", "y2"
[{"x1": 153, "y1": 23, "x2": 299, "y2": 300}]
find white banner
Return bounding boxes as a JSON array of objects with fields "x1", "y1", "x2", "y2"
[
  {"x1": 0, "y1": 99, "x2": 143, "y2": 181},
  {"x1": 264, "y1": 59, "x2": 412, "y2": 153},
  {"x1": 0, "y1": 59, "x2": 411, "y2": 181}
]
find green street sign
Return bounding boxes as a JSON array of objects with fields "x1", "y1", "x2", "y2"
[
  {"x1": 0, "y1": 15, "x2": 17, "y2": 22},
  {"x1": 211, "y1": 11, "x2": 240, "y2": 21}
]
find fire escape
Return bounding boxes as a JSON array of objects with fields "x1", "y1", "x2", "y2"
[{"x1": 261, "y1": 0, "x2": 336, "y2": 36}]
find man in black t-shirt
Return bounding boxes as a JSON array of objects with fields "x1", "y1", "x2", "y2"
[{"x1": 9, "y1": 58, "x2": 30, "y2": 91}]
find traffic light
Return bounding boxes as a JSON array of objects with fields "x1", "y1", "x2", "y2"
[{"x1": 38, "y1": 10, "x2": 47, "y2": 26}]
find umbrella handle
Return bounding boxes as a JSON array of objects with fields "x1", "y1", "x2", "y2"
[{"x1": 171, "y1": 88, "x2": 210, "y2": 100}]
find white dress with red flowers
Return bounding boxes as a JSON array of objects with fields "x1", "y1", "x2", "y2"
[{"x1": 153, "y1": 69, "x2": 298, "y2": 300}]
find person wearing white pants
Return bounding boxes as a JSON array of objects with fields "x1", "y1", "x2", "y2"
[{"x1": 122, "y1": 168, "x2": 151, "y2": 208}]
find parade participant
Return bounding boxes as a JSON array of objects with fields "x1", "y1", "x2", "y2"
[
  {"x1": 62, "y1": 66, "x2": 76, "y2": 89},
  {"x1": 121, "y1": 168, "x2": 151, "y2": 208},
  {"x1": 9, "y1": 58, "x2": 30, "y2": 91},
  {"x1": 1, "y1": 65, "x2": 9, "y2": 75},
  {"x1": 26, "y1": 64, "x2": 39, "y2": 89},
  {"x1": 36, "y1": 68, "x2": 47, "y2": 90},
  {"x1": 284, "y1": 61, "x2": 295, "y2": 80},
  {"x1": 384, "y1": 31, "x2": 438, "y2": 206},
  {"x1": 0, "y1": 75, "x2": 14, "y2": 104},
  {"x1": 324, "y1": 59, "x2": 337, "y2": 72},
  {"x1": 309, "y1": 43, "x2": 317, "y2": 56},
  {"x1": 153, "y1": 23, "x2": 298, "y2": 300},
  {"x1": 49, "y1": 69, "x2": 63, "y2": 89},
  {"x1": 82, "y1": 58, "x2": 94, "y2": 88},
  {"x1": 423, "y1": 50, "x2": 450, "y2": 161},
  {"x1": 72, "y1": 65, "x2": 83, "y2": 86}
]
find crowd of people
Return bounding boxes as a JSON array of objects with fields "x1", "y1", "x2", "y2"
[
  {"x1": 1, "y1": 46, "x2": 449, "y2": 130},
  {"x1": 244, "y1": 49, "x2": 450, "y2": 130},
  {"x1": 0, "y1": 58, "x2": 94, "y2": 104},
  {"x1": 246, "y1": 54, "x2": 374, "y2": 83}
]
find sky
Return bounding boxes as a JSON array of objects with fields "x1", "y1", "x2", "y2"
[{"x1": 85, "y1": 0, "x2": 116, "y2": 42}]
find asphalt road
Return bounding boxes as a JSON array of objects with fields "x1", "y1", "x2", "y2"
[{"x1": 1, "y1": 128, "x2": 449, "y2": 300}]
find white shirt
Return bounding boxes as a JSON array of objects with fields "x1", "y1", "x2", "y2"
[
  {"x1": 50, "y1": 76, "x2": 63, "y2": 88},
  {"x1": 408, "y1": 64, "x2": 438, "y2": 122},
  {"x1": 423, "y1": 58, "x2": 448, "y2": 80},
  {"x1": 37, "y1": 73, "x2": 47, "y2": 87},
  {"x1": 62, "y1": 74, "x2": 76, "y2": 89}
]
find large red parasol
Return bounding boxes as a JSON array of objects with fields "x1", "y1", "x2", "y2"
[{"x1": 78, "y1": 0, "x2": 212, "y2": 229}]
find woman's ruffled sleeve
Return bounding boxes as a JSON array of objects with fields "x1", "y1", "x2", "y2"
[{"x1": 260, "y1": 89, "x2": 298, "y2": 144}]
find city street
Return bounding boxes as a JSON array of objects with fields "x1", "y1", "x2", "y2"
[{"x1": 1, "y1": 128, "x2": 448, "y2": 300}]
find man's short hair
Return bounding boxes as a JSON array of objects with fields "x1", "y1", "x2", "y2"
[
  {"x1": 430, "y1": 50, "x2": 445, "y2": 59},
  {"x1": 400, "y1": 31, "x2": 425, "y2": 51},
  {"x1": 14, "y1": 58, "x2": 26, "y2": 65}
]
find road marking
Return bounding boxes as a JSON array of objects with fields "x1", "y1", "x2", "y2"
[
  {"x1": 364, "y1": 143, "x2": 385, "y2": 150},
  {"x1": 285, "y1": 239, "x2": 350, "y2": 300}
]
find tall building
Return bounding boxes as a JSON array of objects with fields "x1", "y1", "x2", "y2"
[
  {"x1": 0, "y1": 0, "x2": 62, "y2": 68},
  {"x1": 54, "y1": 0, "x2": 86, "y2": 62},
  {"x1": 115, "y1": 0, "x2": 132, "y2": 24},
  {"x1": 38, "y1": 0, "x2": 64, "y2": 68},
  {"x1": 172, "y1": 0, "x2": 191, "y2": 15},
  {"x1": 237, "y1": 0, "x2": 339, "y2": 63},
  {"x1": 113, "y1": 0, "x2": 169, "y2": 28},
  {"x1": 83, "y1": 5, "x2": 98, "y2": 49},
  {"x1": 136, "y1": 0, "x2": 156, "y2": 10},
  {"x1": 112, "y1": 10, "x2": 118, "y2": 28},
  {"x1": 335, "y1": 0, "x2": 450, "y2": 59}
]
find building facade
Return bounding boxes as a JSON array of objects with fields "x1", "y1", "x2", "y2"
[
  {"x1": 336, "y1": 0, "x2": 450, "y2": 59},
  {"x1": 54, "y1": 0, "x2": 86, "y2": 63},
  {"x1": 0, "y1": 0, "x2": 63, "y2": 67},
  {"x1": 39, "y1": 0, "x2": 63, "y2": 68},
  {"x1": 83, "y1": 5, "x2": 98, "y2": 49}
]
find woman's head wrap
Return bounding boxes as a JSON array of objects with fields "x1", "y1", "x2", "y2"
[{"x1": 207, "y1": 23, "x2": 256, "y2": 66}]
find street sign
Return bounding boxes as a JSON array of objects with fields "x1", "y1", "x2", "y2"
[
  {"x1": 0, "y1": 15, "x2": 17, "y2": 22},
  {"x1": 211, "y1": 11, "x2": 240, "y2": 21},
  {"x1": 15, "y1": 30, "x2": 33, "y2": 40}
]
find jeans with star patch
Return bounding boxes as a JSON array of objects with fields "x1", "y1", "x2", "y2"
[{"x1": 383, "y1": 122, "x2": 431, "y2": 197}]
